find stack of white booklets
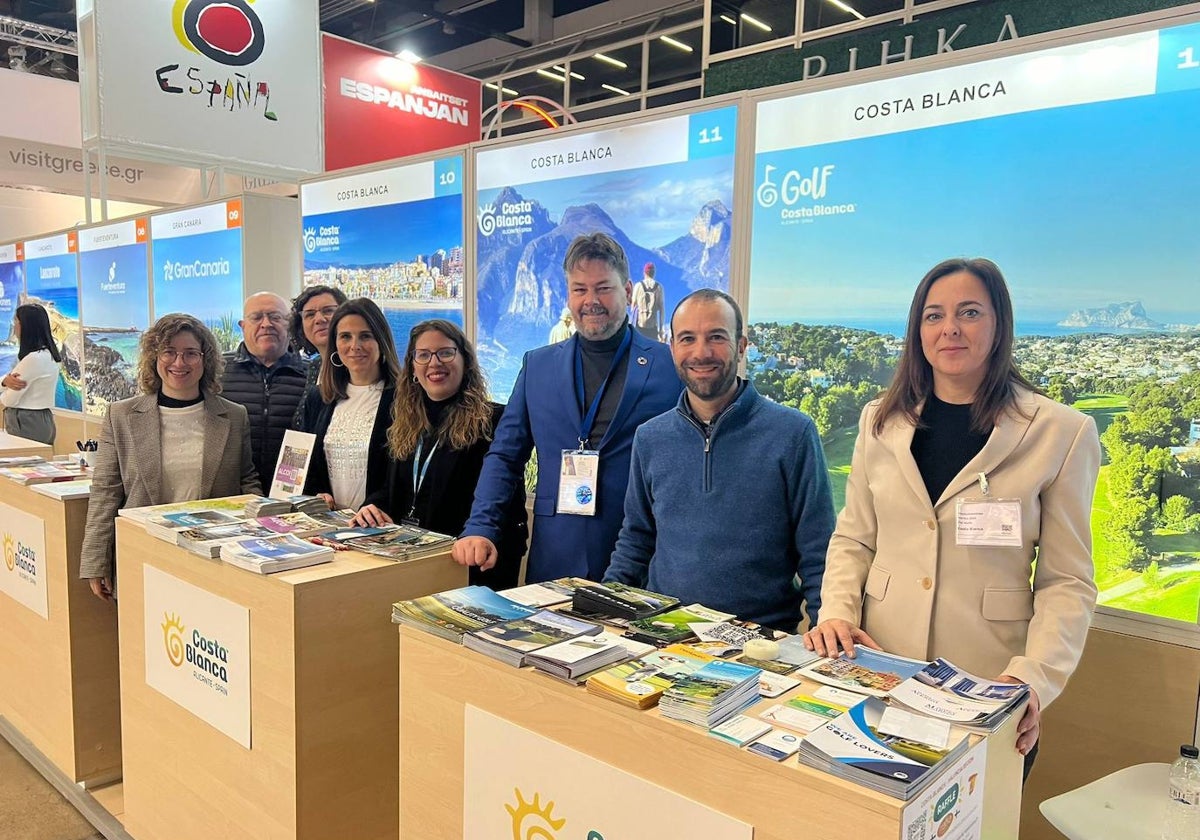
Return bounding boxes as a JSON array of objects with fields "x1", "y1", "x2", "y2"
[
  {"x1": 219, "y1": 534, "x2": 334, "y2": 574},
  {"x1": 887, "y1": 657, "x2": 1029, "y2": 733}
]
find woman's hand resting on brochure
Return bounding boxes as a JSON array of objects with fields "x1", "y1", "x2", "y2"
[
  {"x1": 351, "y1": 504, "x2": 393, "y2": 528},
  {"x1": 997, "y1": 675, "x2": 1040, "y2": 755},
  {"x1": 801, "y1": 618, "x2": 883, "y2": 658}
]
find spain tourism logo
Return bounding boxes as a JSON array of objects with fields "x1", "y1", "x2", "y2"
[
  {"x1": 163, "y1": 612, "x2": 186, "y2": 667},
  {"x1": 3, "y1": 533, "x2": 14, "y2": 572},
  {"x1": 172, "y1": 0, "x2": 265, "y2": 67}
]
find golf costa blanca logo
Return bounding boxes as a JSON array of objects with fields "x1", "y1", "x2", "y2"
[
  {"x1": 755, "y1": 163, "x2": 857, "y2": 223},
  {"x1": 506, "y1": 788, "x2": 607, "y2": 840}
]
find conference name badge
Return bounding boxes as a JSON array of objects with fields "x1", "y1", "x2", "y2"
[
  {"x1": 557, "y1": 449, "x2": 599, "y2": 516},
  {"x1": 955, "y1": 498, "x2": 1022, "y2": 547}
]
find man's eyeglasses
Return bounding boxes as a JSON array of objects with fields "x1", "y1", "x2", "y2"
[
  {"x1": 301, "y1": 306, "x2": 338, "y2": 322},
  {"x1": 413, "y1": 347, "x2": 459, "y2": 365},
  {"x1": 158, "y1": 349, "x2": 203, "y2": 364},
  {"x1": 245, "y1": 312, "x2": 287, "y2": 324}
]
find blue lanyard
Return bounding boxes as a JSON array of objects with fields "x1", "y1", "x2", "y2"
[
  {"x1": 409, "y1": 436, "x2": 440, "y2": 518},
  {"x1": 573, "y1": 327, "x2": 633, "y2": 449}
]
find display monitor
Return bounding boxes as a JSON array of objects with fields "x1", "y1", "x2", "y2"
[
  {"x1": 151, "y1": 200, "x2": 246, "y2": 353},
  {"x1": 300, "y1": 154, "x2": 465, "y2": 348},
  {"x1": 474, "y1": 103, "x2": 738, "y2": 400},
  {"x1": 22, "y1": 232, "x2": 81, "y2": 411},
  {"x1": 78, "y1": 218, "x2": 151, "y2": 415},
  {"x1": 748, "y1": 19, "x2": 1200, "y2": 622}
]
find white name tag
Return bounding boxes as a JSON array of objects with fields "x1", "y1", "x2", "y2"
[
  {"x1": 557, "y1": 449, "x2": 599, "y2": 516},
  {"x1": 956, "y1": 498, "x2": 1022, "y2": 547}
]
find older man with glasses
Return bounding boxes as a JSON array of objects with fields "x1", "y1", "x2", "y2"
[{"x1": 220, "y1": 291, "x2": 310, "y2": 485}]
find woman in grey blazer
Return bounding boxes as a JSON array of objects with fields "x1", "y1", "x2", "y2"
[
  {"x1": 81, "y1": 313, "x2": 261, "y2": 600},
  {"x1": 805, "y1": 258, "x2": 1100, "y2": 779}
]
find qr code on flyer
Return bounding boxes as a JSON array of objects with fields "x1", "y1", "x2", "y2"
[{"x1": 907, "y1": 819, "x2": 928, "y2": 840}]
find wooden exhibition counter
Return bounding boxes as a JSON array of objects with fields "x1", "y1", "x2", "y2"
[
  {"x1": 399, "y1": 627, "x2": 1025, "y2": 840},
  {"x1": 0, "y1": 430, "x2": 53, "y2": 459},
  {"x1": 0, "y1": 479, "x2": 121, "y2": 786},
  {"x1": 115, "y1": 519, "x2": 466, "y2": 840}
]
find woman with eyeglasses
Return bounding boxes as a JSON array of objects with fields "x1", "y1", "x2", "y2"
[
  {"x1": 367, "y1": 319, "x2": 528, "y2": 589},
  {"x1": 289, "y1": 284, "x2": 348, "y2": 433},
  {"x1": 303, "y1": 299, "x2": 400, "y2": 520},
  {"x1": 80, "y1": 313, "x2": 261, "y2": 601},
  {"x1": 2, "y1": 303, "x2": 62, "y2": 445}
]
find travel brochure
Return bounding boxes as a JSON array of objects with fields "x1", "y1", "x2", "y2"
[
  {"x1": 219, "y1": 534, "x2": 334, "y2": 574},
  {"x1": 391, "y1": 586, "x2": 535, "y2": 643},
  {"x1": 463, "y1": 610, "x2": 604, "y2": 668},
  {"x1": 797, "y1": 648, "x2": 928, "y2": 697}
]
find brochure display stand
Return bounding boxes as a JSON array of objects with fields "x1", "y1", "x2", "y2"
[
  {"x1": 0, "y1": 431, "x2": 53, "y2": 459},
  {"x1": 0, "y1": 480, "x2": 120, "y2": 787},
  {"x1": 399, "y1": 627, "x2": 1025, "y2": 840},
  {"x1": 114, "y1": 518, "x2": 465, "y2": 840}
]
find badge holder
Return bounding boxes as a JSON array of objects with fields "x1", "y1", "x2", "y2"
[
  {"x1": 557, "y1": 443, "x2": 599, "y2": 516},
  {"x1": 955, "y1": 472, "x2": 1022, "y2": 547}
]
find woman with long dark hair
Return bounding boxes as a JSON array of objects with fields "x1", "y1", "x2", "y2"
[
  {"x1": 303, "y1": 298, "x2": 401, "y2": 516},
  {"x1": 289, "y1": 284, "x2": 347, "y2": 432},
  {"x1": 1, "y1": 303, "x2": 62, "y2": 445},
  {"x1": 372, "y1": 319, "x2": 528, "y2": 590},
  {"x1": 804, "y1": 258, "x2": 1100, "y2": 780}
]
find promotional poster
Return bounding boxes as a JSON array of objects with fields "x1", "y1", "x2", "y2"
[
  {"x1": 748, "y1": 22, "x2": 1200, "y2": 622},
  {"x1": 0, "y1": 247, "x2": 21, "y2": 379},
  {"x1": 151, "y1": 203, "x2": 245, "y2": 353},
  {"x1": 79, "y1": 219, "x2": 151, "y2": 416},
  {"x1": 23, "y1": 233, "x2": 81, "y2": 411},
  {"x1": 474, "y1": 104, "x2": 737, "y2": 400},
  {"x1": 301, "y1": 155, "x2": 464, "y2": 347}
]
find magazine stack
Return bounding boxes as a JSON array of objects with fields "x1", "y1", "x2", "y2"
[{"x1": 658, "y1": 659, "x2": 762, "y2": 728}]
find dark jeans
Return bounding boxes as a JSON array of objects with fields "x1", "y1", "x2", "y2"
[{"x1": 1022, "y1": 739, "x2": 1040, "y2": 785}]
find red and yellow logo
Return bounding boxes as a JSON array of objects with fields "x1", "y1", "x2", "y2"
[
  {"x1": 3, "y1": 534, "x2": 14, "y2": 572},
  {"x1": 172, "y1": 0, "x2": 265, "y2": 67},
  {"x1": 162, "y1": 612, "x2": 186, "y2": 667}
]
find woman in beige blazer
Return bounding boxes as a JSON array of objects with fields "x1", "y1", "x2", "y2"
[
  {"x1": 805, "y1": 258, "x2": 1100, "y2": 776},
  {"x1": 80, "y1": 313, "x2": 261, "y2": 600}
]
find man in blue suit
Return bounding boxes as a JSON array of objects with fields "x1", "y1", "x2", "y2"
[{"x1": 454, "y1": 233, "x2": 682, "y2": 582}]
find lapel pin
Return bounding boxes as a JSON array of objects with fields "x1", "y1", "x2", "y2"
[{"x1": 636, "y1": 356, "x2": 647, "y2": 366}]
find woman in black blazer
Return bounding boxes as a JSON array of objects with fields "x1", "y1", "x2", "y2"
[
  {"x1": 303, "y1": 299, "x2": 400, "y2": 515},
  {"x1": 370, "y1": 319, "x2": 528, "y2": 590}
]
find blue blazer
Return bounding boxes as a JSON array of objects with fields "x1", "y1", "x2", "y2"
[{"x1": 463, "y1": 327, "x2": 682, "y2": 582}]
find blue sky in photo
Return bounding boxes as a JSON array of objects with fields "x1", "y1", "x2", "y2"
[
  {"x1": 749, "y1": 87, "x2": 1200, "y2": 327},
  {"x1": 302, "y1": 193, "x2": 464, "y2": 269},
  {"x1": 80, "y1": 242, "x2": 150, "y2": 330}
]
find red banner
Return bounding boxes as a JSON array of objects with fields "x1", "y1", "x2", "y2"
[{"x1": 322, "y1": 33, "x2": 481, "y2": 172}]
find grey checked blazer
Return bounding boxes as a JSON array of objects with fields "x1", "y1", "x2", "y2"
[{"x1": 79, "y1": 392, "x2": 262, "y2": 580}]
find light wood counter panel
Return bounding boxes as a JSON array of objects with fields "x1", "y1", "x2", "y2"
[
  {"x1": 0, "y1": 430, "x2": 53, "y2": 458},
  {"x1": 399, "y1": 627, "x2": 1024, "y2": 840},
  {"x1": 116, "y1": 519, "x2": 466, "y2": 840},
  {"x1": 0, "y1": 479, "x2": 120, "y2": 785}
]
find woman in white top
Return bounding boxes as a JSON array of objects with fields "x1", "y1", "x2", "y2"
[
  {"x1": 1, "y1": 303, "x2": 62, "y2": 445},
  {"x1": 304, "y1": 298, "x2": 400, "y2": 519},
  {"x1": 80, "y1": 313, "x2": 261, "y2": 600}
]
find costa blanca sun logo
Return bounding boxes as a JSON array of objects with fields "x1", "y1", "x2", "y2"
[
  {"x1": 506, "y1": 789, "x2": 565, "y2": 839},
  {"x1": 172, "y1": 0, "x2": 265, "y2": 67},
  {"x1": 303, "y1": 227, "x2": 317, "y2": 253},
  {"x1": 477, "y1": 203, "x2": 498, "y2": 237},
  {"x1": 3, "y1": 533, "x2": 14, "y2": 572},
  {"x1": 163, "y1": 612, "x2": 186, "y2": 667}
]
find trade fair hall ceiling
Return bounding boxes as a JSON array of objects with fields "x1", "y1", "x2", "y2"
[{"x1": 0, "y1": 0, "x2": 618, "y2": 80}]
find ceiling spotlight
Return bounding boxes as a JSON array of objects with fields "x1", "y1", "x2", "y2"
[
  {"x1": 8, "y1": 45, "x2": 26, "y2": 59},
  {"x1": 396, "y1": 49, "x2": 421, "y2": 63},
  {"x1": 8, "y1": 58, "x2": 26, "y2": 72},
  {"x1": 48, "y1": 53, "x2": 70, "y2": 75},
  {"x1": 442, "y1": 21, "x2": 456, "y2": 34}
]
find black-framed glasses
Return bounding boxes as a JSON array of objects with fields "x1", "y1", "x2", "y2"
[
  {"x1": 413, "y1": 347, "x2": 459, "y2": 365},
  {"x1": 301, "y1": 305, "x2": 338, "y2": 321}
]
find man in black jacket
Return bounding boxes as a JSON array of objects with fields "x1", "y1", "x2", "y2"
[{"x1": 220, "y1": 292, "x2": 309, "y2": 486}]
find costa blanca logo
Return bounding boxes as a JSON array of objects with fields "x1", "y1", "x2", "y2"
[
  {"x1": 756, "y1": 163, "x2": 856, "y2": 223},
  {"x1": 173, "y1": 0, "x2": 265, "y2": 67},
  {"x1": 3, "y1": 533, "x2": 14, "y2": 572},
  {"x1": 3, "y1": 533, "x2": 38, "y2": 579},
  {"x1": 477, "y1": 200, "x2": 535, "y2": 238},
  {"x1": 303, "y1": 225, "x2": 340, "y2": 253},
  {"x1": 507, "y1": 789, "x2": 566, "y2": 839},
  {"x1": 477, "y1": 203, "x2": 497, "y2": 237},
  {"x1": 163, "y1": 612, "x2": 186, "y2": 667},
  {"x1": 303, "y1": 227, "x2": 317, "y2": 253}
]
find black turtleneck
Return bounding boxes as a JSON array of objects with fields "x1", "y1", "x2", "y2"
[
  {"x1": 422, "y1": 390, "x2": 460, "y2": 431},
  {"x1": 911, "y1": 393, "x2": 991, "y2": 505},
  {"x1": 577, "y1": 321, "x2": 631, "y2": 446},
  {"x1": 158, "y1": 391, "x2": 204, "y2": 408}
]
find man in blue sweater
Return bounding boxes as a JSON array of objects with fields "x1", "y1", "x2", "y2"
[{"x1": 604, "y1": 289, "x2": 835, "y2": 631}]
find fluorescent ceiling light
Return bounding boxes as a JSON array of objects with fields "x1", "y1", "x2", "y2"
[
  {"x1": 601, "y1": 83, "x2": 631, "y2": 96},
  {"x1": 395, "y1": 49, "x2": 421, "y2": 62},
  {"x1": 536, "y1": 68, "x2": 566, "y2": 82},
  {"x1": 659, "y1": 35, "x2": 693, "y2": 53},
  {"x1": 827, "y1": 0, "x2": 866, "y2": 20},
  {"x1": 739, "y1": 13, "x2": 772, "y2": 32},
  {"x1": 554, "y1": 64, "x2": 585, "y2": 80},
  {"x1": 719, "y1": 14, "x2": 737, "y2": 25},
  {"x1": 485, "y1": 82, "x2": 520, "y2": 96},
  {"x1": 593, "y1": 52, "x2": 628, "y2": 69}
]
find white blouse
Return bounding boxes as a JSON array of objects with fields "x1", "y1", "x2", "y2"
[
  {"x1": 324, "y1": 382, "x2": 383, "y2": 510},
  {"x1": 1, "y1": 349, "x2": 59, "y2": 409}
]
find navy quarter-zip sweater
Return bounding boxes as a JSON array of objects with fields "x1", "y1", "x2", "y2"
[{"x1": 603, "y1": 382, "x2": 835, "y2": 631}]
